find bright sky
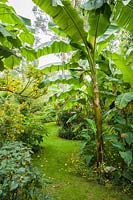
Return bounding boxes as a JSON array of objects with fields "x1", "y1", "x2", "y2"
[{"x1": 8, "y1": 0, "x2": 35, "y2": 20}]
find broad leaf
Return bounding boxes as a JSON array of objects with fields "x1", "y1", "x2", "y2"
[
  {"x1": 88, "y1": 3, "x2": 112, "y2": 41},
  {"x1": 19, "y1": 31, "x2": 34, "y2": 45},
  {"x1": 112, "y1": 1, "x2": 133, "y2": 33},
  {"x1": 36, "y1": 41, "x2": 74, "y2": 59},
  {"x1": 48, "y1": 22, "x2": 67, "y2": 37},
  {"x1": 41, "y1": 62, "x2": 78, "y2": 73},
  {"x1": 19, "y1": 16, "x2": 32, "y2": 26},
  {"x1": 10, "y1": 181, "x2": 19, "y2": 191},
  {"x1": 125, "y1": 132, "x2": 133, "y2": 146},
  {"x1": 4, "y1": 55, "x2": 20, "y2": 69},
  {"x1": 111, "y1": 53, "x2": 133, "y2": 87},
  {"x1": 0, "y1": 24, "x2": 16, "y2": 38},
  {"x1": 112, "y1": 141, "x2": 125, "y2": 151},
  {"x1": 119, "y1": 150, "x2": 132, "y2": 167},
  {"x1": 0, "y1": 4, "x2": 34, "y2": 44},
  {"x1": 115, "y1": 92, "x2": 133, "y2": 109},
  {"x1": 0, "y1": 45, "x2": 15, "y2": 58},
  {"x1": 97, "y1": 24, "x2": 119, "y2": 54},
  {"x1": 32, "y1": 0, "x2": 87, "y2": 44},
  {"x1": 85, "y1": 118, "x2": 96, "y2": 134}
]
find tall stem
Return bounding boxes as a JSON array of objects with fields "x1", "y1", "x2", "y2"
[
  {"x1": 92, "y1": 71, "x2": 104, "y2": 166},
  {"x1": 86, "y1": 44, "x2": 104, "y2": 167}
]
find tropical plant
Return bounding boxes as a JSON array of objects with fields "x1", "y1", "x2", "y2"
[{"x1": 32, "y1": 0, "x2": 133, "y2": 166}]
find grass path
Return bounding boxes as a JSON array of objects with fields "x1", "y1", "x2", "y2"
[{"x1": 33, "y1": 122, "x2": 131, "y2": 200}]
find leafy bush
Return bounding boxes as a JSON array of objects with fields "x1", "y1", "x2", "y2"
[
  {"x1": 0, "y1": 141, "x2": 49, "y2": 200},
  {"x1": 0, "y1": 97, "x2": 46, "y2": 150},
  {"x1": 57, "y1": 110, "x2": 86, "y2": 140},
  {"x1": 17, "y1": 115, "x2": 45, "y2": 151}
]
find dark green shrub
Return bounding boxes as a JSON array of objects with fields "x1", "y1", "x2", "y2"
[
  {"x1": 57, "y1": 110, "x2": 86, "y2": 140},
  {"x1": 0, "y1": 141, "x2": 48, "y2": 200}
]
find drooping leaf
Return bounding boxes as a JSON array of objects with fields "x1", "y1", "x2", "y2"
[
  {"x1": 0, "y1": 4, "x2": 24, "y2": 25},
  {"x1": 85, "y1": 118, "x2": 96, "y2": 133},
  {"x1": 4, "y1": 55, "x2": 20, "y2": 69},
  {"x1": 115, "y1": 92, "x2": 133, "y2": 109},
  {"x1": 19, "y1": 16, "x2": 32, "y2": 26},
  {"x1": 7, "y1": 36, "x2": 22, "y2": 48},
  {"x1": 10, "y1": 181, "x2": 19, "y2": 191},
  {"x1": 41, "y1": 62, "x2": 78, "y2": 73},
  {"x1": 112, "y1": 141, "x2": 125, "y2": 151},
  {"x1": 97, "y1": 24, "x2": 119, "y2": 54},
  {"x1": 0, "y1": 45, "x2": 14, "y2": 58},
  {"x1": 0, "y1": 24, "x2": 16, "y2": 38},
  {"x1": 105, "y1": 96, "x2": 116, "y2": 108},
  {"x1": 32, "y1": 0, "x2": 87, "y2": 44},
  {"x1": 48, "y1": 21, "x2": 67, "y2": 37},
  {"x1": 119, "y1": 150, "x2": 132, "y2": 167},
  {"x1": 36, "y1": 41, "x2": 74, "y2": 59},
  {"x1": 111, "y1": 53, "x2": 133, "y2": 87},
  {"x1": 21, "y1": 47, "x2": 36, "y2": 61},
  {"x1": 0, "y1": 4, "x2": 34, "y2": 44},
  {"x1": 19, "y1": 31, "x2": 34, "y2": 45},
  {"x1": 88, "y1": 3, "x2": 112, "y2": 41},
  {"x1": 112, "y1": 1, "x2": 133, "y2": 33},
  {"x1": 125, "y1": 132, "x2": 133, "y2": 146}
]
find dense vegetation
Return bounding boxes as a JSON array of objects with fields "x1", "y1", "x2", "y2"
[{"x1": 0, "y1": 0, "x2": 133, "y2": 199}]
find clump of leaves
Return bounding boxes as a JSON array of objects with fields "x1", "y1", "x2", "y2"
[
  {"x1": 0, "y1": 96, "x2": 47, "y2": 151},
  {"x1": 0, "y1": 141, "x2": 50, "y2": 200},
  {"x1": 57, "y1": 109, "x2": 86, "y2": 140}
]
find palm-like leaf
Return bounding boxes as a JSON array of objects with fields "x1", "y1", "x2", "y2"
[{"x1": 112, "y1": 1, "x2": 133, "y2": 33}]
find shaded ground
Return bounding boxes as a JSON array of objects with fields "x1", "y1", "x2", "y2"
[{"x1": 33, "y1": 122, "x2": 131, "y2": 200}]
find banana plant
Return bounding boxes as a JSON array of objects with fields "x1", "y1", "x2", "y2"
[{"x1": 32, "y1": 0, "x2": 133, "y2": 166}]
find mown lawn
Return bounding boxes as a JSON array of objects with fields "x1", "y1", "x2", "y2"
[{"x1": 32, "y1": 122, "x2": 131, "y2": 200}]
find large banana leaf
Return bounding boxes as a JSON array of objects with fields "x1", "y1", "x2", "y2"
[
  {"x1": 32, "y1": 0, "x2": 87, "y2": 44},
  {"x1": 21, "y1": 41, "x2": 74, "y2": 61},
  {"x1": 41, "y1": 62, "x2": 79, "y2": 73},
  {"x1": 39, "y1": 74, "x2": 83, "y2": 88},
  {"x1": 111, "y1": 53, "x2": 133, "y2": 88},
  {"x1": 81, "y1": 2, "x2": 111, "y2": 41},
  {"x1": 112, "y1": 1, "x2": 133, "y2": 33},
  {"x1": 37, "y1": 41, "x2": 74, "y2": 58}
]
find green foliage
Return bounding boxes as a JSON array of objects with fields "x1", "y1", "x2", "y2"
[
  {"x1": 112, "y1": 1, "x2": 133, "y2": 33},
  {"x1": 58, "y1": 109, "x2": 86, "y2": 140},
  {"x1": 115, "y1": 92, "x2": 133, "y2": 109},
  {"x1": 0, "y1": 1, "x2": 34, "y2": 70},
  {"x1": 0, "y1": 95, "x2": 46, "y2": 150},
  {"x1": 0, "y1": 141, "x2": 47, "y2": 200}
]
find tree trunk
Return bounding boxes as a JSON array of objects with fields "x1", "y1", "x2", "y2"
[
  {"x1": 86, "y1": 37, "x2": 104, "y2": 167},
  {"x1": 92, "y1": 75, "x2": 104, "y2": 167}
]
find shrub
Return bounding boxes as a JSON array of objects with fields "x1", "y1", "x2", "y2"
[
  {"x1": 0, "y1": 141, "x2": 49, "y2": 200},
  {"x1": 57, "y1": 110, "x2": 86, "y2": 140},
  {"x1": 0, "y1": 97, "x2": 46, "y2": 151}
]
